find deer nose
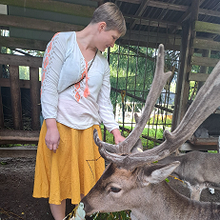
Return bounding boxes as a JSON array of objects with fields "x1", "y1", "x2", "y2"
[{"x1": 80, "y1": 199, "x2": 93, "y2": 216}]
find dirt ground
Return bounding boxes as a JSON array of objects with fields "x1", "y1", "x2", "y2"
[
  {"x1": 0, "y1": 155, "x2": 220, "y2": 220},
  {"x1": 0, "y1": 156, "x2": 75, "y2": 220}
]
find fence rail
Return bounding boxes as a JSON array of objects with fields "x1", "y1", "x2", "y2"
[{"x1": 0, "y1": 54, "x2": 41, "y2": 145}]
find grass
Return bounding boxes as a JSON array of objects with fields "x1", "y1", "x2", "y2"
[
  {"x1": 91, "y1": 211, "x2": 131, "y2": 219},
  {"x1": 100, "y1": 123, "x2": 165, "y2": 149}
]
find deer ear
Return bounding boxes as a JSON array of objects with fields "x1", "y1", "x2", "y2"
[{"x1": 143, "y1": 161, "x2": 180, "y2": 186}]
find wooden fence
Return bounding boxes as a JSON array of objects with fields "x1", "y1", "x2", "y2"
[{"x1": 0, "y1": 54, "x2": 42, "y2": 145}]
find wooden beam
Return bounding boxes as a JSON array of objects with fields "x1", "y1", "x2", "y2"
[
  {"x1": 0, "y1": 36, "x2": 47, "y2": 51},
  {"x1": 117, "y1": 0, "x2": 140, "y2": 3},
  {"x1": 0, "y1": 146, "x2": 37, "y2": 157},
  {"x1": 30, "y1": 67, "x2": 40, "y2": 130},
  {"x1": 199, "y1": 8, "x2": 220, "y2": 19},
  {"x1": 196, "y1": 49, "x2": 210, "y2": 90},
  {"x1": 194, "y1": 38, "x2": 220, "y2": 51},
  {"x1": 0, "y1": 87, "x2": 4, "y2": 128},
  {"x1": 118, "y1": 0, "x2": 220, "y2": 19},
  {"x1": 0, "y1": 54, "x2": 42, "y2": 67},
  {"x1": 0, "y1": 0, "x2": 95, "y2": 18},
  {"x1": 147, "y1": 0, "x2": 187, "y2": 12},
  {"x1": 119, "y1": 0, "x2": 188, "y2": 12},
  {"x1": 125, "y1": 15, "x2": 181, "y2": 29},
  {"x1": 195, "y1": 21, "x2": 220, "y2": 35},
  {"x1": 0, "y1": 14, "x2": 84, "y2": 33},
  {"x1": 0, "y1": 78, "x2": 41, "y2": 89},
  {"x1": 179, "y1": 142, "x2": 218, "y2": 152},
  {"x1": 189, "y1": 72, "x2": 209, "y2": 82},
  {"x1": 190, "y1": 136, "x2": 218, "y2": 146},
  {"x1": 0, "y1": 129, "x2": 39, "y2": 145},
  {"x1": 121, "y1": 30, "x2": 181, "y2": 50},
  {"x1": 129, "y1": 0, "x2": 150, "y2": 29},
  {"x1": 120, "y1": 39, "x2": 180, "y2": 51},
  {"x1": 172, "y1": 18, "x2": 195, "y2": 130},
  {"x1": 9, "y1": 65, "x2": 23, "y2": 130},
  {"x1": 191, "y1": 56, "x2": 219, "y2": 67}
]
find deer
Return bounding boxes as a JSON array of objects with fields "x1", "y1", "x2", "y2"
[
  {"x1": 81, "y1": 44, "x2": 220, "y2": 220},
  {"x1": 157, "y1": 150, "x2": 220, "y2": 201},
  {"x1": 132, "y1": 113, "x2": 220, "y2": 202}
]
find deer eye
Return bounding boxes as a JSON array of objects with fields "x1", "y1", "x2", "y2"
[{"x1": 110, "y1": 187, "x2": 121, "y2": 193}]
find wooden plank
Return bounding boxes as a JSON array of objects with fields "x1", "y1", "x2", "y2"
[
  {"x1": 120, "y1": 39, "x2": 180, "y2": 51},
  {"x1": 191, "y1": 56, "x2": 219, "y2": 67},
  {"x1": 125, "y1": 15, "x2": 181, "y2": 30},
  {"x1": 0, "y1": 54, "x2": 42, "y2": 67},
  {"x1": 172, "y1": 20, "x2": 192, "y2": 130},
  {"x1": 174, "y1": 0, "x2": 199, "y2": 127},
  {"x1": 199, "y1": 8, "x2": 220, "y2": 19},
  {"x1": 195, "y1": 21, "x2": 220, "y2": 35},
  {"x1": 0, "y1": 129, "x2": 39, "y2": 144},
  {"x1": 179, "y1": 142, "x2": 218, "y2": 152},
  {"x1": 0, "y1": 36, "x2": 47, "y2": 51},
  {"x1": 190, "y1": 137, "x2": 218, "y2": 146},
  {"x1": 0, "y1": 137, "x2": 39, "y2": 144},
  {"x1": 0, "y1": 0, "x2": 95, "y2": 18},
  {"x1": 120, "y1": 0, "x2": 220, "y2": 19},
  {"x1": 0, "y1": 129, "x2": 39, "y2": 137},
  {"x1": 188, "y1": 72, "x2": 209, "y2": 82},
  {"x1": 122, "y1": 31, "x2": 181, "y2": 48},
  {"x1": 30, "y1": 67, "x2": 40, "y2": 130},
  {"x1": 0, "y1": 146, "x2": 37, "y2": 158},
  {"x1": 0, "y1": 87, "x2": 4, "y2": 128},
  {"x1": 194, "y1": 38, "x2": 220, "y2": 51},
  {"x1": 0, "y1": 14, "x2": 84, "y2": 33},
  {"x1": 0, "y1": 78, "x2": 41, "y2": 89},
  {"x1": 9, "y1": 65, "x2": 23, "y2": 130}
]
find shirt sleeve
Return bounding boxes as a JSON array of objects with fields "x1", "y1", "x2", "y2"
[
  {"x1": 41, "y1": 32, "x2": 67, "y2": 119},
  {"x1": 97, "y1": 61, "x2": 119, "y2": 132}
]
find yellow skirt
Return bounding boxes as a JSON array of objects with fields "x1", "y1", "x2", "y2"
[{"x1": 33, "y1": 121, "x2": 105, "y2": 205}]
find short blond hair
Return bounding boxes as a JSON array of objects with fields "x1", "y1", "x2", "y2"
[{"x1": 90, "y1": 2, "x2": 126, "y2": 36}]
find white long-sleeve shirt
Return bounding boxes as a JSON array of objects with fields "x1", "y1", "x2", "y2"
[{"x1": 41, "y1": 31, "x2": 119, "y2": 132}]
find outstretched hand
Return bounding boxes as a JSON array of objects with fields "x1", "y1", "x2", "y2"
[{"x1": 111, "y1": 128, "x2": 125, "y2": 144}]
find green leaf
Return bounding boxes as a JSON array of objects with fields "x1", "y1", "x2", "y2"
[{"x1": 165, "y1": 178, "x2": 170, "y2": 183}]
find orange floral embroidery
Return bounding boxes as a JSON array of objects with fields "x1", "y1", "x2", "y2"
[
  {"x1": 44, "y1": 57, "x2": 49, "y2": 68},
  {"x1": 41, "y1": 32, "x2": 60, "y2": 96},
  {"x1": 47, "y1": 41, "x2": 52, "y2": 53},
  {"x1": 75, "y1": 92, "x2": 80, "y2": 102},
  {"x1": 74, "y1": 83, "x2": 80, "y2": 90},
  {"x1": 81, "y1": 70, "x2": 86, "y2": 80}
]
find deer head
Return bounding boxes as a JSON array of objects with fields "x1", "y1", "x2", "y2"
[{"x1": 81, "y1": 44, "x2": 220, "y2": 219}]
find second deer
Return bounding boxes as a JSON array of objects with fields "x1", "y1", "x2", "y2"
[{"x1": 158, "y1": 150, "x2": 220, "y2": 201}]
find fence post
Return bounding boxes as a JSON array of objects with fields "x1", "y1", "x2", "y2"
[
  {"x1": 30, "y1": 67, "x2": 40, "y2": 130},
  {"x1": 9, "y1": 65, "x2": 23, "y2": 130}
]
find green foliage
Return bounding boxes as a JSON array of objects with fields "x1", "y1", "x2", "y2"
[
  {"x1": 19, "y1": 66, "x2": 30, "y2": 80},
  {"x1": 100, "y1": 124, "x2": 115, "y2": 144},
  {"x1": 105, "y1": 44, "x2": 157, "y2": 107},
  {"x1": 148, "y1": 115, "x2": 172, "y2": 126},
  {"x1": 208, "y1": 150, "x2": 218, "y2": 154},
  {"x1": 141, "y1": 127, "x2": 164, "y2": 149},
  {"x1": 91, "y1": 211, "x2": 131, "y2": 219},
  {"x1": 100, "y1": 123, "x2": 165, "y2": 150}
]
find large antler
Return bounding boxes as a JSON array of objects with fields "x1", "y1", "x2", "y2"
[
  {"x1": 97, "y1": 44, "x2": 172, "y2": 154},
  {"x1": 95, "y1": 44, "x2": 220, "y2": 171}
]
